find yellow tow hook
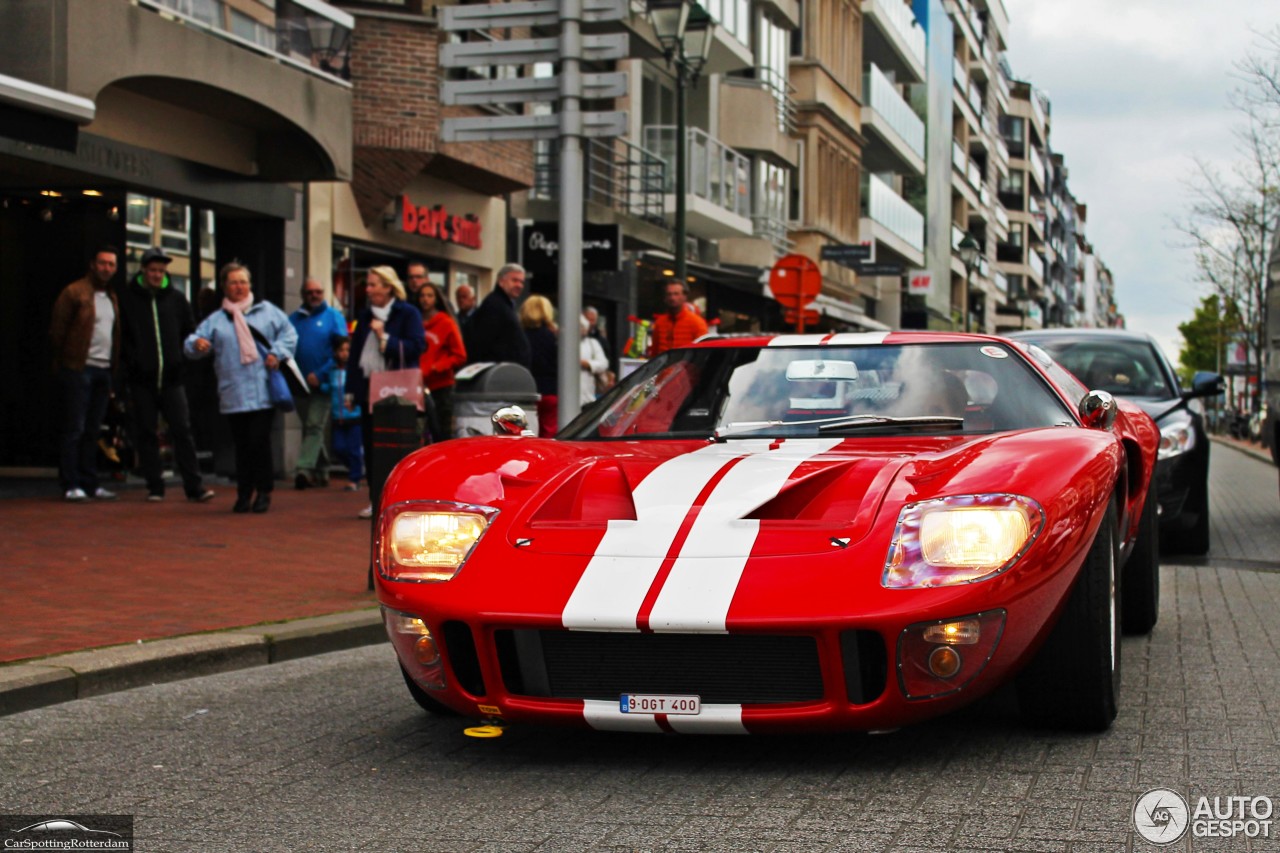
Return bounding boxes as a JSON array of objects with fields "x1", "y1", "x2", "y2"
[{"x1": 460, "y1": 712, "x2": 504, "y2": 737}]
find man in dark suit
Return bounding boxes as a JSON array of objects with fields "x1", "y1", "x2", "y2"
[{"x1": 464, "y1": 263, "x2": 531, "y2": 368}]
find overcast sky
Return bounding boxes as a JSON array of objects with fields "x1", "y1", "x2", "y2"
[{"x1": 1000, "y1": 0, "x2": 1276, "y2": 362}]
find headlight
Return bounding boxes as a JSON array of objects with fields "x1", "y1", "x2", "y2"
[
  {"x1": 378, "y1": 501, "x2": 498, "y2": 582},
  {"x1": 882, "y1": 494, "x2": 1044, "y2": 589},
  {"x1": 1158, "y1": 420, "x2": 1195, "y2": 459}
]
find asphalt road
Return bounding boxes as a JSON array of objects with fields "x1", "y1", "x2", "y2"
[{"x1": 1, "y1": 444, "x2": 1278, "y2": 852}]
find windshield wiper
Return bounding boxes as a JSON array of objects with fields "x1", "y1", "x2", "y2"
[{"x1": 816, "y1": 415, "x2": 963, "y2": 435}]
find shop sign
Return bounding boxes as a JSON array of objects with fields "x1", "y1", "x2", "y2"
[
  {"x1": 397, "y1": 195, "x2": 483, "y2": 249},
  {"x1": 521, "y1": 222, "x2": 621, "y2": 282}
]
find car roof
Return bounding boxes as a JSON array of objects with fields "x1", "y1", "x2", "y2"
[{"x1": 691, "y1": 330, "x2": 1022, "y2": 348}]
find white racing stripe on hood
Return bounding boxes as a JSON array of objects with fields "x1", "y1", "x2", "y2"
[
  {"x1": 561, "y1": 443, "x2": 758, "y2": 631},
  {"x1": 581, "y1": 700, "x2": 746, "y2": 733},
  {"x1": 646, "y1": 438, "x2": 843, "y2": 632}
]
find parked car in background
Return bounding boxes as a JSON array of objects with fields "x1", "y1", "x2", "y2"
[
  {"x1": 376, "y1": 332, "x2": 1161, "y2": 734},
  {"x1": 1010, "y1": 329, "x2": 1222, "y2": 555}
]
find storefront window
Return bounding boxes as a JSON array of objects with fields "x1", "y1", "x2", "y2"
[
  {"x1": 160, "y1": 201, "x2": 190, "y2": 254},
  {"x1": 122, "y1": 192, "x2": 215, "y2": 301}
]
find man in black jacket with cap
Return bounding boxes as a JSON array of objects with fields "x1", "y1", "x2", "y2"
[{"x1": 117, "y1": 246, "x2": 214, "y2": 503}]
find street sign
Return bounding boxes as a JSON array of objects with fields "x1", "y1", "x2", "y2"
[
  {"x1": 441, "y1": 111, "x2": 627, "y2": 143},
  {"x1": 820, "y1": 244, "x2": 872, "y2": 264},
  {"x1": 853, "y1": 262, "x2": 905, "y2": 276},
  {"x1": 907, "y1": 269, "x2": 933, "y2": 294},
  {"x1": 442, "y1": 71, "x2": 627, "y2": 107},
  {"x1": 770, "y1": 254, "x2": 822, "y2": 333},
  {"x1": 442, "y1": 0, "x2": 627, "y2": 30}
]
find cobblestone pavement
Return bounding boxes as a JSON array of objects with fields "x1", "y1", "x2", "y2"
[{"x1": 0, "y1": 444, "x2": 1276, "y2": 852}]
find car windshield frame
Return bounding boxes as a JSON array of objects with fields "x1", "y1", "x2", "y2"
[{"x1": 558, "y1": 342, "x2": 1077, "y2": 441}]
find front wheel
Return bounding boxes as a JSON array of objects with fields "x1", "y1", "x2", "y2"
[
  {"x1": 1018, "y1": 501, "x2": 1121, "y2": 731},
  {"x1": 1121, "y1": 487, "x2": 1159, "y2": 635}
]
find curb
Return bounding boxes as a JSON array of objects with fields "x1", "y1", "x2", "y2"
[
  {"x1": 1208, "y1": 434, "x2": 1274, "y2": 466},
  {"x1": 0, "y1": 608, "x2": 385, "y2": 717}
]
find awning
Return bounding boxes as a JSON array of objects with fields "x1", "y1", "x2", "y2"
[
  {"x1": 0, "y1": 74, "x2": 94, "y2": 124},
  {"x1": 811, "y1": 294, "x2": 891, "y2": 331}
]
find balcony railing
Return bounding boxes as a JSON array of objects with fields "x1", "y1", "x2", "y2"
[
  {"x1": 752, "y1": 214, "x2": 794, "y2": 255},
  {"x1": 953, "y1": 140, "x2": 967, "y2": 173},
  {"x1": 865, "y1": 64, "x2": 925, "y2": 159},
  {"x1": 994, "y1": 271, "x2": 1009, "y2": 298},
  {"x1": 994, "y1": 204, "x2": 1009, "y2": 231},
  {"x1": 1029, "y1": 146, "x2": 1046, "y2": 188},
  {"x1": 953, "y1": 56, "x2": 969, "y2": 97},
  {"x1": 968, "y1": 82, "x2": 983, "y2": 115},
  {"x1": 1029, "y1": 250, "x2": 1045, "y2": 281},
  {"x1": 643, "y1": 126, "x2": 752, "y2": 220},
  {"x1": 532, "y1": 137, "x2": 667, "y2": 225},
  {"x1": 866, "y1": 0, "x2": 926, "y2": 71},
  {"x1": 759, "y1": 68, "x2": 798, "y2": 135},
  {"x1": 140, "y1": 0, "x2": 352, "y2": 83},
  {"x1": 967, "y1": 160, "x2": 982, "y2": 190},
  {"x1": 865, "y1": 174, "x2": 924, "y2": 252}
]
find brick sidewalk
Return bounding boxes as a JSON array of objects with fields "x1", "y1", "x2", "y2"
[{"x1": 0, "y1": 484, "x2": 376, "y2": 664}]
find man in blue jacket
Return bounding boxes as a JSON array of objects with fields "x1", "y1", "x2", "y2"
[{"x1": 289, "y1": 277, "x2": 349, "y2": 488}]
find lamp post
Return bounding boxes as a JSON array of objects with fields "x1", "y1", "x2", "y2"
[
  {"x1": 647, "y1": 0, "x2": 714, "y2": 288},
  {"x1": 957, "y1": 232, "x2": 980, "y2": 333}
]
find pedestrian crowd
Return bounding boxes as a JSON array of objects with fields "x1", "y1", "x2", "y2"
[{"x1": 50, "y1": 246, "x2": 705, "y2": 514}]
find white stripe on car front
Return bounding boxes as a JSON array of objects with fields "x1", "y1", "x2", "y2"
[
  {"x1": 766, "y1": 332, "x2": 889, "y2": 347},
  {"x1": 646, "y1": 438, "x2": 844, "y2": 632},
  {"x1": 581, "y1": 699, "x2": 748, "y2": 733},
  {"x1": 561, "y1": 443, "x2": 740, "y2": 631}
]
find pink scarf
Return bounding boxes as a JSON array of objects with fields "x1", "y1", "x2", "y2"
[{"x1": 222, "y1": 295, "x2": 259, "y2": 364}]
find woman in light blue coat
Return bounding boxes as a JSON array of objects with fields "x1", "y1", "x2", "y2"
[{"x1": 185, "y1": 262, "x2": 297, "y2": 514}]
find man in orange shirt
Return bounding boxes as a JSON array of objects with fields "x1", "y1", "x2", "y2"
[{"x1": 650, "y1": 281, "x2": 708, "y2": 356}]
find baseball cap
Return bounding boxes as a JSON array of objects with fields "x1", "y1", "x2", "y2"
[{"x1": 140, "y1": 246, "x2": 173, "y2": 265}]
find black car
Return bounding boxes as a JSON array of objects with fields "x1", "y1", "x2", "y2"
[{"x1": 1009, "y1": 329, "x2": 1223, "y2": 555}]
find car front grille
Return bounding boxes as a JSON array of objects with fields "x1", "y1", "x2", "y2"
[{"x1": 496, "y1": 629, "x2": 826, "y2": 705}]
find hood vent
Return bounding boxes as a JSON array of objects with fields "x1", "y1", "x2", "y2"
[{"x1": 529, "y1": 461, "x2": 638, "y2": 525}]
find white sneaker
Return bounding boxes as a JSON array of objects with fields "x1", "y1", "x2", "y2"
[
  {"x1": 358, "y1": 504, "x2": 373, "y2": 519},
  {"x1": 93, "y1": 487, "x2": 118, "y2": 500},
  {"x1": 65, "y1": 488, "x2": 88, "y2": 502}
]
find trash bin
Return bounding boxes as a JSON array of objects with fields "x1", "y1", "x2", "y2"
[
  {"x1": 367, "y1": 399, "x2": 422, "y2": 589},
  {"x1": 453, "y1": 362, "x2": 540, "y2": 437}
]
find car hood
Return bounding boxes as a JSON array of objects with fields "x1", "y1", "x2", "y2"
[
  {"x1": 1120, "y1": 396, "x2": 1186, "y2": 425},
  {"x1": 384, "y1": 429, "x2": 1116, "y2": 560}
]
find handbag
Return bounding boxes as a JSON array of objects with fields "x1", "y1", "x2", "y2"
[
  {"x1": 368, "y1": 340, "x2": 425, "y2": 411},
  {"x1": 257, "y1": 341, "x2": 295, "y2": 412},
  {"x1": 248, "y1": 324, "x2": 309, "y2": 398}
]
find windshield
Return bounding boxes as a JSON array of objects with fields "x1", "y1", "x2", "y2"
[
  {"x1": 559, "y1": 343, "x2": 1076, "y2": 440},
  {"x1": 1023, "y1": 338, "x2": 1175, "y2": 401}
]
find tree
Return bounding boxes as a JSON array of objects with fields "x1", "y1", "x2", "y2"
[
  {"x1": 1174, "y1": 27, "x2": 1280, "y2": 410},
  {"x1": 1177, "y1": 294, "x2": 1240, "y2": 384}
]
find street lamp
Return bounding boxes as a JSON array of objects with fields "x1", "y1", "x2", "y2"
[
  {"x1": 957, "y1": 232, "x2": 980, "y2": 333},
  {"x1": 647, "y1": 0, "x2": 714, "y2": 288}
]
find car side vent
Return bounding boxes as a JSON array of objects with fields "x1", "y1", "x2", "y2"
[
  {"x1": 841, "y1": 630, "x2": 888, "y2": 705},
  {"x1": 443, "y1": 621, "x2": 485, "y2": 697}
]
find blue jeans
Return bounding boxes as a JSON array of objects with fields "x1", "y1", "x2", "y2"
[{"x1": 59, "y1": 365, "x2": 113, "y2": 492}]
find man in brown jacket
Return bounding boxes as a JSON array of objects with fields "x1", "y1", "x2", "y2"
[{"x1": 49, "y1": 245, "x2": 121, "y2": 501}]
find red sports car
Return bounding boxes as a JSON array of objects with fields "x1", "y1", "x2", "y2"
[{"x1": 375, "y1": 332, "x2": 1160, "y2": 734}]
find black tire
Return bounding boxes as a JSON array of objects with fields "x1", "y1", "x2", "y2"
[
  {"x1": 1018, "y1": 501, "x2": 1121, "y2": 731},
  {"x1": 1121, "y1": 487, "x2": 1159, "y2": 635},
  {"x1": 1167, "y1": 482, "x2": 1210, "y2": 556},
  {"x1": 399, "y1": 663, "x2": 459, "y2": 716}
]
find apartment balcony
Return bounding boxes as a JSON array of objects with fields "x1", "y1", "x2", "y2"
[
  {"x1": 524, "y1": 136, "x2": 671, "y2": 247},
  {"x1": 861, "y1": 63, "x2": 925, "y2": 176},
  {"x1": 860, "y1": 173, "x2": 924, "y2": 265},
  {"x1": 718, "y1": 74, "x2": 798, "y2": 168},
  {"x1": 720, "y1": 214, "x2": 794, "y2": 267},
  {"x1": 994, "y1": 203, "x2": 1009, "y2": 232},
  {"x1": 862, "y1": 0, "x2": 926, "y2": 84},
  {"x1": 0, "y1": 0, "x2": 353, "y2": 180},
  {"x1": 643, "y1": 125, "x2": 753, "y2": 239},
  {"x1": 1028, "y1": 146, "x2": 1047, "y2": 192},
  {"x1": 953, "y1": 57, "x2": 970, "y2": 99}
]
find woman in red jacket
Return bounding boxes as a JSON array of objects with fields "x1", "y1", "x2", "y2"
[{"x1": 416, "y1": 281, "x2": 467, "y2": 441}]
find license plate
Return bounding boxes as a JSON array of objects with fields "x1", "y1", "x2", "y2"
[{"x1": 619, "y1": 693, "x2": 701, "y2": 715}]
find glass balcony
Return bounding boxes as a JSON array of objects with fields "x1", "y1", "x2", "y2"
[
  {"x1": 864, "y1": 174, "x2": 924, "y2": 252},
  {"x1": 953, "y1": 140, "x2": 967, "y2": 173},
  {"x1": 1029, "y1": 146, "x2": 1046, "y2": 189},
  {"x1": 953, "y1": 57, "x2": 969, "y2": 96},
  {"x1": 140, "y1": 0, "x2": 352, "y2": 83},
  {"x1": 643, "y1": 126, "x2": 752, "y2": 221},
  {"x1": 864, "y1": 64, "x2": 925, "y2": 160},
  {"x1": 864, "y1": 0, "x2": 927, "y2": 73},
  {"x1": 1029, "y1": 250, "x2": 1045, "y2": 281}
]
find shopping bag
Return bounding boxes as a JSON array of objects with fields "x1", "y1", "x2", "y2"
[
  {"x1": 369, "y1": 367, "x2": 424, "y2": 411},
  {"x1": 257, "y1": 341, "x2": 295, "y2": 412}
]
